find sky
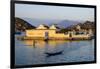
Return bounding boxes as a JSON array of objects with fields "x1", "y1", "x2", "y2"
[{"x1": 15, "y1": 3, "x2": 94, "y2": 22}]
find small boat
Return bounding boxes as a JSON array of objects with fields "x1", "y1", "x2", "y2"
[
  {"x1": 15, "y1": 32, "x2": 21, "y2": 35},
  {"x1": 45, "y1": 51, "x2": 63, "y2": 57}
]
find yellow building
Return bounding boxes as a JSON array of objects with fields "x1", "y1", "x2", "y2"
[
  {"x1": 25, "y1": 24, "x2": 93, "y2": 40},
  {"x1": 26, "y1": 24, "x2": 69, "y2": 39}
]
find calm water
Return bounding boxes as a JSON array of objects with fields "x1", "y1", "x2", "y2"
[{"x1": 15, "y1": 35, "x2": 94, "y2": 65}]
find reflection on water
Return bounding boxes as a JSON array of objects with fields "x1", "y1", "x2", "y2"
[{"x1": 15, "y1": 36, "x2": 95, "y2": 65}]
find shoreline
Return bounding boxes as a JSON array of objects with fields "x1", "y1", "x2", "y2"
[{"x1": 16, "y1": 36, "x2": 93, "y2": 41}]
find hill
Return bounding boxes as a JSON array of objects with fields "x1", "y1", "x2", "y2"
[
  {"x1": 57, "y1": 20, "x2": 79, "y2": 28},
  {"x1": 15, "y1": 17, "x2": 36, "y2": 32},
  {"x1": 59, "y1": 21, "x2": 95, "y2": 33}
]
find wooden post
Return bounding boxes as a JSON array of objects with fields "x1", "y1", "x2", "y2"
[{"x1": 33, "y1": 40, "x2": 35, "y2": 48}]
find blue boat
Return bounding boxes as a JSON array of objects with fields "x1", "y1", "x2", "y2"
[{"x1": 15, "y1": 32, "x2": 21, "y2": 35}]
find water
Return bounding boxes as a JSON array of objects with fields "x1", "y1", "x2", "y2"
[{"x1": 15, "y1": 35, "x2": 95, "y2": 66}]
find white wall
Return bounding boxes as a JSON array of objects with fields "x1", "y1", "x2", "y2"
[{"x1": 0, "y1": 0, "x2": 99, "y2": 69}]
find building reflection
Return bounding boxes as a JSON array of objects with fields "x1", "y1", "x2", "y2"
[{"x1": 23, "y1": 40, "x2": 70, "y2": 48}]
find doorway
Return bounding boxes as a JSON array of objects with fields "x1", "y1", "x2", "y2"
[{"x1": 45, "y1": 32, "x2": 49, "y2": 39}]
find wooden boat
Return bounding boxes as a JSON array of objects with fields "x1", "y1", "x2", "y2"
[{"x1": 45, "y1": 51, "x2": 63, "y2": 57}]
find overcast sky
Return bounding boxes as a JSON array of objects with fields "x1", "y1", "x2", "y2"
[{"x1": 15, "y1": 3, "x2": 94, "y2": 21}]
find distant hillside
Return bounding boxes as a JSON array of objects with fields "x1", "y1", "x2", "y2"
[
  {"x1": 57, "y1": 20, "x2": 80, "y2": 28},
  {"x1": 15, "y1": 17, "x2": 36, "y2": 32},
  {"x1": 60, "y1": 21, "x2": 95, "y2": 33},
  {"x1": 20, "y1": 18, "x2": 80, "y2": 28},
  {"x1": 22, "y1": 17, "x2": 60, "y2": 27}
]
